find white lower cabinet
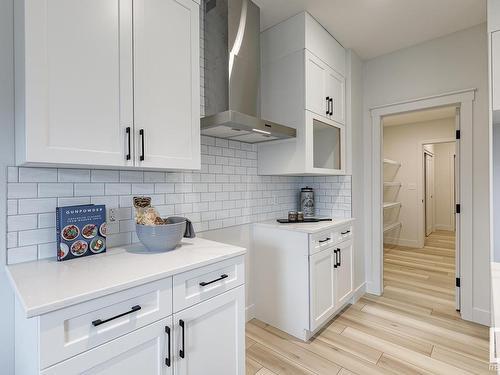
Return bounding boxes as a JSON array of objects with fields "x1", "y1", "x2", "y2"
[
  {"x1": 335, "y1": 240, "x2": 353, "y2": 307},
  {"x1": 309, "y1": 248, "x2": 336, "y2": 331},
  {"x1": 173, "y1": 286, "x2": 245, "y2": 375},
  {"x1": 41, "y1": 317, "x2": 173, "y2": 375},
  {"x1": 16, "y1": 256, "x2": 245, "y2": 375}
]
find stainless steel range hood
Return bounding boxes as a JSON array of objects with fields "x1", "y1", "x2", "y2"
[{"x1": 200, "y1": 0, "x2": 296, "y2": 143}]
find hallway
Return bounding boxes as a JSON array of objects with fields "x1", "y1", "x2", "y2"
[{"x1": 245, "y1": 231, "x2": 492, "y2": 374}]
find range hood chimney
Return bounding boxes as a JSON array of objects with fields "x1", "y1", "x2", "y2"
[{"x1": 200, "y1": 0, "x2": 296, "y2": 143}]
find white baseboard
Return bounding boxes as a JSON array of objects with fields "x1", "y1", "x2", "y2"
[
  {"x1": 365, "y1": 280, "x2": 382, "y2": 296},
  {"x1": 245, "y1": 304, "x2": 255, "y2": 322},
  {"x1": 384, "y1": 237, "x2": 420, "y2": 248},
  {"x1": 350, "y1": 282, "x2": 366, "y2": 304},
  {"x1": 472, "y1": 307, "x2": 491, "y2": 326}
]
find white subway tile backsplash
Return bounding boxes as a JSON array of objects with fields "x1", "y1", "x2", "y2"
[
  {"x1": 5, "y1": 136, "x2": 351, "y2": 264},
  {"x1": 8, "y1": 214, "x2": 37, "y2": 232},
  {"x1": 19, "y1": 167, "x2": 58, "y2": 182},
  {"x1": 58, "y1": 169, "x2": 90, "y2": 182},
  {"x1": 38, "y1": 183, "x2": 73, "y2": 198},
  {"x1": 18, "y1": 198, "x2": 57, "y2": 214},
  {"x1": 8, "y1": 183, "x2": 37, "y2": 198}
]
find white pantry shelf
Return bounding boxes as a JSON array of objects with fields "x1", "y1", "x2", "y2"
[
  {"x1": 384, "y1": 222, "x2": 402, "y2": 233},
  {"x1": 383, "y1": 158, "x2": 401, "y2": 167},
  {"x1": 383, "y1": 202, "x2": 401, "y2": 210}
]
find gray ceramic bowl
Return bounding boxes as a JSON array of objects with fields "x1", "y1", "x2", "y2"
[{"x1": 136, "y1": 217, "x2": 186, "y2": 252}]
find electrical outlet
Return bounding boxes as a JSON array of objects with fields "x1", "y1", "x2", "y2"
[{"x1": 108, "y1": 208, "x2": 117, "y2": 222}]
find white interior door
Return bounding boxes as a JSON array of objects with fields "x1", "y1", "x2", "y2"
[
  {"x1": 41, "y1": 317, "x2": 173, "y2": 375},
  {"x1": 133, "y1": 0, "x2": 200, "y2": 170},
  {"x1": 24, "y1": 0, "x2": 134, "y2": 167},
  {"x1": 309, "y1": 247, "x2": 336, "y2": 331},
  {"x1": 173, "y1": 286, "x2": 245, "y2": 375},
  {"x1": 425, "y1": 152, "x2": 435, "y2": 237}
]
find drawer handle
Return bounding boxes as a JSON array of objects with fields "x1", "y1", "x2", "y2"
[
  {"x1": 91, "y1": 305, "x2": 141, "y2": 327},
  {"x1": 179, "y1": 319, "x2": 185, "y2": 359},
  {"x1": 199, "y1": 274, "x2": 228, "y2": 287},
  {"x1": 318, "y1": 237, "x2": 331, "y2": 243},
  {"x1": 165, "y1": 326, "x2": 171, "y2": 367},
  {"x1": 341, "y1": 230, "x2": 351, "y2": 235}
]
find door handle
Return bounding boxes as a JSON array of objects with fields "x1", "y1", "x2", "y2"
[
  {"x1": 329, "y1": 98, "x2": 334, "y2": 116},
  {"x1": 179, "y1": 319, "x2": 185, "y2": 359},
  {"x1": 125, "y1": 127, "x2": 131, "y2": 160},
  {"x1": 199, "y1": 274, "x2": 228, "y2": 287},
  {"x1": 92, "y1": 305, "x2": 141, "y2": 327},
  {"x1": 333, "y1": 249, "x2": 338, "y2": 268},
  {"x1": 165, "y1": 326, "x2": 171, "y2": 367},
  {"x1": 338, "y1": 248, "x2": 342, "y2": 267},
  {"x1": 139, "y1": 129, "x2": 145, "y2": 161},
  {"x1": 326, "y1": 97, "x2": 330, "y2": 115}
]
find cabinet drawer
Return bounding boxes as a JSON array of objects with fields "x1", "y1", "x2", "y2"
[
  {"x1": 310, "y1": 230, "x2": 341, "y2": 254},
  {"x1": 173, "y1": 256, "x2": 244, "y2": 312},
  {"x1": 39, "y1": 278, "x2": 172, "y2": 369},
  {"x1": 338, "y1": 225, "x2": 353, "y2": 242}
]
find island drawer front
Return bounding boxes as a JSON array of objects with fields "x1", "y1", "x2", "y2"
[
  {"x1": 39, "y1": 278, "x2": 173, "y2": 370},
  {"x1": 309, "y1": 225, "x2": 353, "y2": 255},
  {"x1": 173, "y1": 256, "x2": 245, "y2": 312}
]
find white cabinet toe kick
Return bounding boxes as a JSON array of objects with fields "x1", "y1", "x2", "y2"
[{"x1": 253, "y1": 219, "x2": 355, "y2": 341}]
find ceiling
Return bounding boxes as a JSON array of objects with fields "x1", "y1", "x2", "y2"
[
  {"x1": 383, "y1": 106, "x2": 456, "y2": 127},
  {"x1": 253, "y1": 0, "x2": 486, "y2": 60}
]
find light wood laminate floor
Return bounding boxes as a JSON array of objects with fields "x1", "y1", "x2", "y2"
[{"x1": 245, "y1": 231, "x2": 493, "y2": 375}]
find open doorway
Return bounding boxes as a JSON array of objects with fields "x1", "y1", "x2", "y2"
[{"x1": 382, "y1": 105, "x2": 461, "y2": 315}]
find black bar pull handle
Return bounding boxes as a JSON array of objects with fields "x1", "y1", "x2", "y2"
[
  {"x1": 139, "y1": 129, "x2": 145, "y2": 161},
  {"x1": 125, "y1": 127, "x2": 131, "y2": 161},
  {"x1": 326, "y1": 96, "x2": 330, "y2": 115},
  {"x1": 341, "y1": 230, "x2": 351, "y2": 235},
  {"x1": 333, "y1": 249, "x2": 338, "y2": 268},
  {"x1": 179, "y1": 319, "x2": 185, "y2": 359},
  {"x1": 318, "y1": 237, "x2": 331, "y2": 243},
  {"x1": 165, "y1": 326, "x2": 171, "y2": 367},
  {"x1": 92, "y1": 305, "x2": 141, "y2": 327},
  {"x1": 199, "y1": 274, "x2": 228, "y2": 287},
  {"x1": 339, "y1": 249, "x2": 342, "y2": 267},
  {"x1": 329, "y1": 98, "x2": 334, "y2": 116}
]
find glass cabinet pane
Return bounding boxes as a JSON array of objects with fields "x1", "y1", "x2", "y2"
[{"x1": 313, "y1": 119, "x2": 341, "y2": 170}]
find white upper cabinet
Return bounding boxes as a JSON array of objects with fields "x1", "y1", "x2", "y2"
[
  {"x1": 15, "y1": 0, "x2": 200, "y2": 170},
  {"x1": 133, "y1": 0, "x2": 200, "y2": 169},
  {"x1": 259, "y1": 12, "x2": 347, "y2": 175}
]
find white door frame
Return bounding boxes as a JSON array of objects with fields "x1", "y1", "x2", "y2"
[
  {"x1": 369, "y1": 89, "x2": 475, "y2": 321},
  {"x1": 424, "y1": 149, "x2": 435, "y2": 238}
]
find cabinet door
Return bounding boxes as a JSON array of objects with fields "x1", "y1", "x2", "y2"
[
  {"x1": 326, "y1": 68, "x2": 345, "y2": 124},
  {"x1": 305, "y1": 52, "x2": 330, "y2": 119},
  {"x1": 309, "y1": 248, "x2": 336, "y2": 331},
  {"x1": 133, "y1": 0, "x2": 200, "y2": 170},
  {"x1": 493, "y1": 31, "x2": 500, "y2": 112},
  {"x1": 20, "y1": 0, "x2": 134, "y2": 167},
  {"x1": 173, "y1": 286, "x2": 245, "y2": 375},
  {"x1": 336, "y1": 240, "x2": 353, "y2": 307},
  {"x1": 41, "y1": 317, "x2": 173, "y2": 375}
]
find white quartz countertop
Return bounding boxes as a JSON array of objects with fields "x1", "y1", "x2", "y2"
[
  {"x1": 254, "y1": 218, "x2": 354, "y2": 234},
  {"x1": 6, "y1": 237, "x2": 246, "y2": 318},
  {"x1": 492, "y1": 262, "x2": 500, "y2": 328}
]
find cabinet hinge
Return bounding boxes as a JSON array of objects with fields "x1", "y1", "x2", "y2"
[
  {"x1": 456, "y1": 130, "x2": 461, "y2": 140},
  {"x1": 456, "y1": 277, "x2": 461, "y2": 288},
  {"x1": 456, "y1": 204, "x2": 461, "y2": 214}
]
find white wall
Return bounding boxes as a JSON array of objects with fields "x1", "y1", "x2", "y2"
[
  {"x1": 364, "y1": 24, "x2": 491, "y2": 323},
  {"x1": 383, "y1": 118, "x2": 455, "y2": 247},
  {"x1": 434, "y1": 142, "x2": 456, "y2": 231},
  {"x1": 0, "y1": 0, "x2": 15, "y2": 372}
]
